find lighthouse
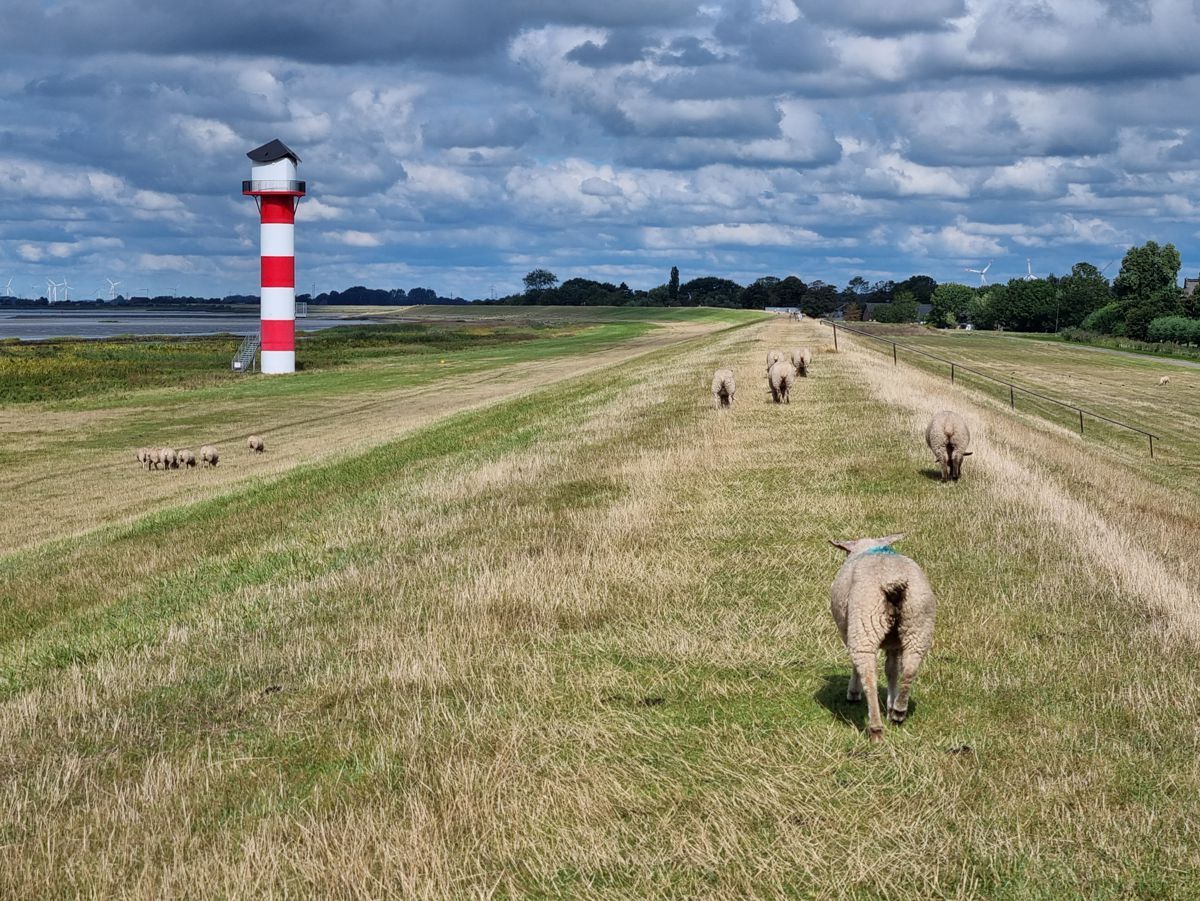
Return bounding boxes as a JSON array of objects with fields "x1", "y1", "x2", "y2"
[{"x1": 243, "y1": 139, "x2": 305, "y2": 374}]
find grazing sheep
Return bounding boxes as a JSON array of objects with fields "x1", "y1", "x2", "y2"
[
  {"x1": 925, "y1": 410, "x2": 973, "y2": 482},
  {"x1": 1159, "y1": 375, "x2": 1171, "y2": 386},
  {"x1": 200, "y1": 445, "x2": 220, "y2": 467},
  {"x1": 160, "y1": 447, "x2": 179, "y2": 470},
  {"x1": 768, "y1": 360, "x2": 796, "y2": 404},
  {"x1": 829, "y1": 534, "x2": 937, "y2": 742},
  {"x1": 790, "y1": 346, "x2": 813, "y2": 377},
  {"x1": 148, "y1": 448, "x2": 162, "y2": 470},
  {"x1": 766, "y1": 349, "x2": 784, "y2": 372},
  {"x1": 177, "y1": 448, "x2": 196, "y2": 469},
  {"x1": 711, "y1": 368, "x2": 736, "y2": 408},
  {"x1": 136, "y1": 447, "x2": 149, "y2": 469},
  {"x1": 248, "y1": 435, "x2": 265, "y2": 454}
]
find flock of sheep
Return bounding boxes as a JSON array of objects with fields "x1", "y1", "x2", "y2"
[
  {"x1": 711, "y1": 341, "x2": 975, "y2": 742},
  {"x1": 135, "y1": 435, "x2": 266, "y2": 471}
]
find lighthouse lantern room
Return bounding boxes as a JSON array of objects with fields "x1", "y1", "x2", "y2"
[{"x1": 243, "y1": 139, "x2": 306, "y2": 374}]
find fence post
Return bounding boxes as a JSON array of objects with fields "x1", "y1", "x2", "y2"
[
  {"x1": 1078, "y1": 410, "x2": 1084, "y2": 435},
  {"x1": 951, "y1": 363, "x2": 955, "y2": 384},
  {"x1": 1009, "y1": 385, "x2": 1014, "y2": 408},
  {"x1": 833, "y1": 322, "x2": 838, "y2": 351},
  {"x1": 892, "y1": 343, "x2": 897, "y2": 366},
  {"x1": 1149, "y1": 434, "x2": 1155, "y2": 459}
]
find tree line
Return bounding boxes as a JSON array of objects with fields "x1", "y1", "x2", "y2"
[{"x1": 506, "y1": 241, "x2": 1200, "y2": 344}]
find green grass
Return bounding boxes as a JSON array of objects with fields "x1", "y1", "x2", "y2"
[{"x1": 2, "y1": 314, "x2": 1197, "y2": 895}]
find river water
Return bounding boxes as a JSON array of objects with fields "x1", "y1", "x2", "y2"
[{"x1": 0, "y1": 310, "x2": 355, "y2": 341}]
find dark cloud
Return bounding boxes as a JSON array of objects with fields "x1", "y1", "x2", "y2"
[{"x1": 796, "y1": 0, "x2": 966, "y2": 35}]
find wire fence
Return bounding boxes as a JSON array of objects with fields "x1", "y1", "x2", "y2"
[{"x1": 821, "y1": 319, "x2": 1161, "y2": 459}]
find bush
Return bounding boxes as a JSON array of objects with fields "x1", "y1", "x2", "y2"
[
  {"x1": 1147, "y1": 316, "x2": 1200, "y2": 344},
  {"x1": 1081, "y1": 302, "x2": 1125, "y2": 334}
]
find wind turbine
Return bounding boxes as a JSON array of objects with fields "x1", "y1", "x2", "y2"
[
  {"x1": 60, "y1": 278, "x2": 72, "y2": 301},
  {"x1": 2, "y1": 277, "x2": 12, "y2": 298},
  {"x1": 106, "y1": 278, "x2": 121, "y2": 300},
  {"x1": 46, "y1": 279, "x2": 59, "y2": 303},
  {"x1": 1023, "y1": 259, "x2": 1038, "y2": 281},
  {"x1": 965, "y1": 260, "x2": 992, "y2": 285},
  {"x1": 1099, "y1": 258, "x2": 1117, "y2": 275}
]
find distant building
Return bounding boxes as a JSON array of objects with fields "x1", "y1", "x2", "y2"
[
  {"x1": 1184, "y1": 277, "x2": 1200, "y2": 297},
  {"x1": 831, "y1": 301, "x2": 934, "y2": 322}
]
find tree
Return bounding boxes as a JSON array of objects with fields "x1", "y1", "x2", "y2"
[
  {"x1": 773, "y1": 276, "x2": 807, "y2": 310},
  {"x1": 874, "y1": 290, "x2": 920, "y2": 323},
  {"x1": 800, "y1": 280, "x2": 838, "y2": 318},
  {"x1": 668, "y1": 266, "x2": 680, "y2": 303},
  {"x1": 680, "y1": 276, "x2": 743, "y2": 307},
  {"x1": 523, "y1": 269, "x2": 558, "y2": 293},
  {"x1": 1113, "y1": 242, "x2": 1180, "y2": 302},
  {"x1": 842, "y1": 302, "x2": 863, "y2": 322},
  {"x1": 929, "y1": 283, "x2": 975, "y2": 328},
  {"x1": 1055, "y1": 263, "x2": 1111, "y2": 330},
  {"x1": 894, "y1": 274, "x2": 938, "y2": 304},
  {"x1": 740, "y1": 276, "x2": 779, "y2": 309},
  {"x1": 992, "y1": 278, "x2": 1058, "y2": 332}
]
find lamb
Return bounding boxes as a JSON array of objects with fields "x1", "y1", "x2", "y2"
[
  {"x1": 177, "y1": 448, "x2": 196, "y2": 469},
  {"x1": 1159, "y1": 375, "x2": 1171, "y2": 386},
  {"x1": 925, "y1": 410, "x2": 972, "y2": 482},
  {"x1": 248, "y1": 435, "x2": 265, "y2": 454},
  {"x1": 766, "y1": 349, "x2": 784, "y2": 372},
  {"x1": 160, "y1": 447, "x2": 179, "y2": 470},
  {"x1": 768, "y1": 359, "x2": 795, "y2": 404},
  {"x1": 829, "y1": 534, "x2": 937, "y2": 742},
  {"x1": 711, "y1": 368, "x2": 736, "y2": 408},
  {"x1": 200, "y1": 445, "x2": 220, "y2": 467},
  {"x1": 790, "y1": 346, "x2": 813, "y2": 377}
]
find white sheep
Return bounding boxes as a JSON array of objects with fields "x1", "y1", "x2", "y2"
[
  {"x1": 248, "y1": 435, "x2": 265, "y2": 454},
  {"x1": 136, "y1": 447, "x2": 149, "y2": 469},
  {"x1": 790, "y1": 346, "x2": 813, "y2": 377},
  {"x1": 925, "y1": 410, "x2": 972, "y2": 482},
  {"x1": 200, "y1": 445, "x2": 220, "y2": 467},
  {"x1": 766, "y1": 349, "x2": 784, "y2": 372},
  {"x1": 711, "y1": 368, "x2": 736, "y2": 408},
  {"x1": 160, "y1": 447, "x2": 179, "y2": 470},
  {"x1": 148, "y1": 448, "x2": 162, "y2": 470},
  {"x1": 1159, "y1": 375, "x2": 1171, "y2": 386},
  {"x1": 768, "y1": 360, "x2": 795, "y2": 404},
  {"x1": 177, "y1": 448, "x2": 197, "y2": 469},
  {"x1": 829, "y1": 534, "x2": 937, "y2": 742}
]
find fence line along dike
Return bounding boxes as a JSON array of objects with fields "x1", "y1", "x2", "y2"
[{"x1": 820, "y1": 319, "x2": 1161, "y2": 459}]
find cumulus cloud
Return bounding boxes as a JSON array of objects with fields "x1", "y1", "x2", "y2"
[{"x1": 3, "y1": 0, "x2": 1200, "y2": 297}]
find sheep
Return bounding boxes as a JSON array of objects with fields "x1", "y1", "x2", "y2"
[
  {"x1": 248, "y1": 435, "x2": 265, "y2": 454},
  {"x1": 768, "y1": 359, "x2": 795, "y2": 404},
  {"x1": 829, "y1": 534, "x2": 937, "y2": 742},
  {"x1": 711, "y1": 368, "x2": 736, "y2": 408},
  {"x1": 1159, "y1": 375, "x2": 1171, "y2": 386},
  {"x1": 148, "y1": 448, "x2": 162, "y2": 470},
  {"x1": 200, "y1": 445, "x2": 220, "y2": 467},
  {"x1": 177, "y1": 448, "x2": 196, "y2": 469},
  {"x1": 160, "y1": 447, "x2": 179, "y2": 470},
  {"x1": 766, "y1": 349, "x2": 784, "y2": 372},
  {"x1": 790, "y1": 346, "x2": 813, "y2": 377},
  {"x1": 925, "y1": 410, "x2": 972, "y2": 482},
  {"x1": 136, "y1": 447, "x2": 149, "y2": 469}
]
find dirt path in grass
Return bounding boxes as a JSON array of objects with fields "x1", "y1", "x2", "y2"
[{"x1": 0, "y1": 318, "x2": 747, "y2": 556}]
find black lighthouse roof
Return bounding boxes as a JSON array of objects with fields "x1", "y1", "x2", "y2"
[{"x1": 247, "y1": 139, "x2": 300, "y2": 164}]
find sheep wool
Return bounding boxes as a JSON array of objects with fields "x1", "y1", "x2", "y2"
[
  {"x1": 1159, "y1": 375, "x2": 1171, "y2": 386},
  {"x1": 925, "y1": 410, "x2": 973, "y2": 482},
  {"x1": 248, "y1": 435, "x2": 265, "y2": 453},
  {"x1": 766, "y1": 349, "x2": 784, "y2": 372},
  {"x1": 200, "y1": 445, "x2": 220, "y2": 467},
  {"x1": 711, "y1": 368, "x2": 736, "y2": 408},
  {"x1": 177, "y1": 448, "x2": 197, "y2": 469},
  {"x1": 790, "y1": 346, "x2": 813, "y2": 377},
  {"x1": 768, "y1": 360, "x2": 795, "y2": 404},
  {"x1": 160, "y1": 447, "x2": 179, "y2": 470},
  {"x1": 149, "y1": 448, "x2": 162, "y2": 470},
  {"x1": 829, "y1": 534, "x2": 937, "y2": 742}
]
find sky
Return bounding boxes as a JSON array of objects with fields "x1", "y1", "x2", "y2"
[{"x1": 3, "y1": 0, "x2": 1200, "y2": 300}]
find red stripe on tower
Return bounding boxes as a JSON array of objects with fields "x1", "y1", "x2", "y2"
[{"x1": 243, "y1": 139, "x2": 305, "y2": 374}]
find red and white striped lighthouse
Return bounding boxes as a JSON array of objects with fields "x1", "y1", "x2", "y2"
[{"x1": 243, "y1": 139, "x2": 305, "y2": 374}]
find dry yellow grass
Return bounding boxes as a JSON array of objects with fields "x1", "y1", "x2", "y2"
[{"x1": 1, "y1": 317, "x2": 1199, "y2": 896}]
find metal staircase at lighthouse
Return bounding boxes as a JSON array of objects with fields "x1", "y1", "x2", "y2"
[{"x1": 232, "y1": 332, "x2": 260, "y2": 372}]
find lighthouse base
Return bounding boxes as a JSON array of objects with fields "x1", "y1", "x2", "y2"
[{"x1": 261, "y1": 350, "x2": 295, "y2": 374}]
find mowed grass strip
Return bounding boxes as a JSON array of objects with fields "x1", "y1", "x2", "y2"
[{"x1": 1, "y1": 319, "x2": 1198, "y2": 896}]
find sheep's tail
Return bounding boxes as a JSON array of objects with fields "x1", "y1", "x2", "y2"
[{"x1": 881, "y1": 578, "x2": 908, "y2": 610}]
